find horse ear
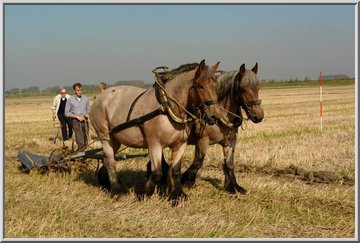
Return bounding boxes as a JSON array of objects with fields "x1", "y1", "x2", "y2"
[
  {"x1": 251, "y1": 62, "x2": 258, "y2": 74},
  {"x1": 239, "y1": 64, "x2": 246, "y2": 76},
  {"x1": 195, "y1": 59, "x2": 206, "y2": 80},
  {"x1": 209, "y1": 61, "x2": 220, "y2": 73}
]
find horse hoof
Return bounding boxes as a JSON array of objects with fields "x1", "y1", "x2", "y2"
[
  {"x1": 136, "y1": 192, "x2": 146, "y2": 201},
  {"x1": 134, "y1": 180, "x2": 155, "y2": 200},
  {"x1": 134, "y1": 181, "x2": 146, "y2": 199},
  {"x1": 182, "y1": 180, "x2": 196, "y2": 189},
  {"x1": 237, "y1": 186, "x2": 247, "y2": 195},
  {"x1": 110, "y1": 186, "x2": 129, "y2": 199},
  {"x1": 135, "y1": 191, "x2": 153, "y2": 201},
  {"x1": 225, "y1": 186, "x2": 236, "y2": 194},
  {"x1": 110, "y1": 191, "x2": 127, "y2": 201},
  {"x1": 168, "y1": 191, "x2": 188, "y2": 206},
  {"x1": 226, "y1": 184, "x2": 247, "y2": 195},
  {"x1": 233, "y1": 184, "x2": 247, "y2": 194}
]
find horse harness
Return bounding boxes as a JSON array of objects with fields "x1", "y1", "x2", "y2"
[{"x1": 110, "y1": 66, "x2": 217, "y2": 134}]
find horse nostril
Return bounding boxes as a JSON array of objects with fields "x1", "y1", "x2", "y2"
[
  {"x1": 208, "y1": 115, "x2": 217, "y2": 125},
  {"x1": 253, "y1": 115, "x2": 263, "y2": 123}
]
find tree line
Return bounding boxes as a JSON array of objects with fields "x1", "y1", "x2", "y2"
[
  {"x1": 5, "y1": 80, "x2": 151, "y2": 95},
  {"x1": 6, "y1": 74, "x2": 353, "y2": 95}
]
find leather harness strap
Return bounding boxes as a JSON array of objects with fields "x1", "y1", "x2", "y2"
[
  {"x1": 126, "y1": 90, "x2": 149, "y2": 122},
  {"x1": 111, "y1": 108, "x2": 163, "y2": 134}
]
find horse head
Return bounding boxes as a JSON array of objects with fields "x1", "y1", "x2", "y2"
[
  {"x1": 189, "y1": 60, "x2": 221, "y2": 125},
  {"x1": 233, "y1": 63, "x2": 264, "y2": 123}
]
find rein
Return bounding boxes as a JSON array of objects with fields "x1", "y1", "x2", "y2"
[
  {"x1": 153, "y1": 66, "x2": 218, "y2": 124},
  {"x1": 218, "y1": 106, "x2": 242, "y2": 128},
  {"x1": 153, "y1": 76, "x2": 198, "y2": 123}
]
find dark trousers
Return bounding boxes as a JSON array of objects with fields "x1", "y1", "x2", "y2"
[
  {"x1": 72, "y1": 119, "x2": 88, "y2": 150},
  {"x1": 58, "y1": 113, "x2": 73, "y2": 140}
]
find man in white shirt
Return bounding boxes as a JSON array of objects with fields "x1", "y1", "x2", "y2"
[{"x1": 51, "y1": 88, "x2": 73, "y2": 141}]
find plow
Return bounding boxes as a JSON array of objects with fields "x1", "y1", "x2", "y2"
[
  {"x1": 15, "y1": 67, "x2": 174, "y2": 176},
  {"x1": 17, "y1": 141, "x2": 147, "y2": 176},
  {"x1": 17, "y1": 146, "x2": 105, "y2": 174}
]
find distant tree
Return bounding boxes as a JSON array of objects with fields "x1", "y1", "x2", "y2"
[
  {"x1": 114, "y1": 80, "x2": 145, "y2": 88},
  {"x1": 82, "y1": 84, "x2": 98, "y2": 93},
  {"x1": 304, "y1": 76, "x2": 311, "y2": 81},
  {"x1": 21, "y1": 86, "x2": 40, "y2": 93},
  {"x1": 45, "y1": 85, "x2": 60, "y2": 93},
  {"x1": 9, "y1": 88, "x2": 20, "y2": 94},
  {"x1": 321, "y1": 74, "x2": 350, "y2": 80}
]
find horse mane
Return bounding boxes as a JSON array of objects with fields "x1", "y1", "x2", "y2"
[
  {"x1": 160, "y1": 63, "x2": 199, "y2": 83},
  {"x1": 217, "y1": 70, "x2": 238, "y2": 101},
  {"x1": 217, "y1": 69, "x2": 260, "y2": 102}
]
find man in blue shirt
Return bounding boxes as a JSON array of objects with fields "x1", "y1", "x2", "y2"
[{"x1": 65, "y1": 83, "x2": 90, "y2": 150}]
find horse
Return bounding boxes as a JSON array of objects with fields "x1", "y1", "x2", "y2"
[
  {"x1": 146, "y1": 63, "x2": 264, "y2": 194},
  {"x1": 90, "y1": 59, "x2": 221, "y2": 202},
  {"x1": 181, "y1": 63, "x2": 264, "y2": 194}
]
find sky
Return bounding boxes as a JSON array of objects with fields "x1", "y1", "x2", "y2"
[{"x1": 4, "y1": 4, "x2": 356, "y2": 90}]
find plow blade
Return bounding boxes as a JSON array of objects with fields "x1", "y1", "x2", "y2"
[{"x1": 17, "y1": 150, "x2": 49, "y2": 171}]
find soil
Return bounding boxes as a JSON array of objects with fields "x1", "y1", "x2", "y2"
[{"x1": 237, "y1": 163, "x2": 354, "y2": 186}]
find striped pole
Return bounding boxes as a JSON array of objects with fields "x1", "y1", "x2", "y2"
[{"x1": 320, "y1": 70, "x2": 323, "y2": 131}]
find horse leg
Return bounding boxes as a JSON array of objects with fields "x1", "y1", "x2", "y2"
[
  {"x1": 146, "y1": 154, "x2": 169, "y2": 183},
  {"x1": 222, "y1": 139, "x2": 247, "y2": 194},
  {"x1": 146, "y1": 154, "x2": 169, "y2": 196},
  {"x1": 98, "y1": 136, "x2": 121, "y2": 191},
  {"x1": 181, "y1": 137, "x2": 209, "y2": 188},
  {"x1": 135, "y1": 144, "x2": 163, "y2": 199},
  {"x1": 168, "y1": 143, "x2": 188, "y2": 205},
  {"x1": 102, "y1": 139, "x2": 128, "y2": 198}
]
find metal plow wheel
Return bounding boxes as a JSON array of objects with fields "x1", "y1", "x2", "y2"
[{"x1": 48, "y1": 147, "x2": 73, "y2": 174}]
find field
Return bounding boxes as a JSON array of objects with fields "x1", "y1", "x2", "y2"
[{"x1": 4, "y1": 81, "x2": 356, "y2": 239}]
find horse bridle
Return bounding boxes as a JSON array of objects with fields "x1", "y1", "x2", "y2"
[
  {"x1": 191, "y1": 74, "x2": 219, "y2": 121},
  {"x1": 153, "y1": 66, "x2": 219, "y2": 124},
  {"x1": 232, "y1": 76, "x2": 261, "y2": 119}
]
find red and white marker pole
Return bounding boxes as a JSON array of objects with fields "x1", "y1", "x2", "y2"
[{"x1": 320, "y1": 70, "x2": 323, "y2": 131}]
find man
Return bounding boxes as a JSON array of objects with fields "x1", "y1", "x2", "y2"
[
  {"x1": 51, "y1": 88, "x2": 73, "y2": 141},
  {"x1": 65, "y1": 83, "x2": 90, "y2": 150},
  {"x1": 98, "y1": 82, "x2": 106, "y2": 93}
]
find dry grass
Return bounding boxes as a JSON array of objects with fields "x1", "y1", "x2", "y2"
[{"x1": 4, "y1": 83, "x2": 356, "y2": 239}]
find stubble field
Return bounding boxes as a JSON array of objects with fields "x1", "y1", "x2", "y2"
[{"x1": 4, "y1": 81, "x2": 356, "y2": 239}]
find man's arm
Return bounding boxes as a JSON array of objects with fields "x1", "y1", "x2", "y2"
[
  {"x1": 51, "y1": 96, "x2": 58, "y2": 120},
  {"x1": 85, "y1": 97, "x2": 90, "y2": 119}
]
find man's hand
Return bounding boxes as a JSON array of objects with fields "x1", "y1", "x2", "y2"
[{"x1": 77, "y1": 115, "x2": 86, "y2": 121}]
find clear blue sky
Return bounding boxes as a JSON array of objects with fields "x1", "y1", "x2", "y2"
[{"x1": 4, "y1": 4, "x2": 355, "y2": 90}]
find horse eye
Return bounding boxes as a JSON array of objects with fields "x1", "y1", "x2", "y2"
[{"x1": 198, "y1": 85, "x2": 204, "y2": 90}]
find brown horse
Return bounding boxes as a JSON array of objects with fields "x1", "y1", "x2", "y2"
[
  {"x1": 90, "y1": 60, "x2": 221, "y2": 201},
  {"x1": 146, "y1": 63, "x2": 264, "y2": 194},
  {"x1": 181, "y1": 63, "x2": 264, "y2": 193}
]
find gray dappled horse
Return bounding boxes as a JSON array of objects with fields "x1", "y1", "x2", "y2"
[
  {"x1": 182, "y1": 63, "x2": 264, "y2": 194},
  {"x1": 90, "y1": 60, "x2": 221, "y2": 202}
]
